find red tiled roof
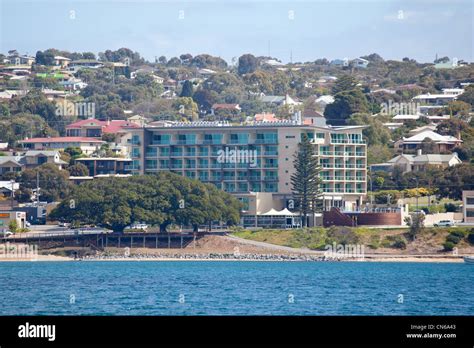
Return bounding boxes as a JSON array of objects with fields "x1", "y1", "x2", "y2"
[
  {"x1": 66, "y1": 119, "x2": 104, "y2": 128},
  {"x1": 20, "y1": 137, "x2": 105, "y2": 144},
  {"x1": 66, "y1": 119, "x2": 140, "y2": 133},
  {"x1": 212, "y1": 103, "x2": 241, "y2": 110},
  {"x1": 254, "y1": 113, "x2": 277, "y2": 122},
  {"x1": 103, "y1": 120, "x2": 140, "y2": 133}
]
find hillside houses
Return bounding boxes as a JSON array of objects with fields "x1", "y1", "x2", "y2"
[
  {"x1": 370, "y1": 150, "x2": 462, "y2": 174},
  {"x1": 394, "y1": 130, "x2": 462, "y2": 153}
]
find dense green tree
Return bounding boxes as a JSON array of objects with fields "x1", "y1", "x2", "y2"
[
  {"x1": 67, "y1": 163, "x2": 89, "y2": 177},
  {"x1": 19, "y1": 164, "x2": 72, "y2": 202},
  {"x1": 291, "y1": 134, "x2": 322, "y2": 227},
  {"x1": 180, "y1": 80, "x2": 194, "y2": 97},
  {"x1": 332, "y1": 75, "x2": 357, "y2": 94},
  {"x1": 49, "y1": 173, "x2": 242, "y2": 232},
  {"x1": 238, "y1": 54, "x2": 258, "y2": 75},
  {"x1": 325, "y1": 89, "x2": 370, "y2": 125}
]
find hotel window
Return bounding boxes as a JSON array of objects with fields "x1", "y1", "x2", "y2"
[
  {"x1": 171, "y1": 159, "x2": 182, "y2": 169},
  {"x1": 250, "y1": 182, "x2": 262, "y2": 192},
  {"x1": 264, "y1": 146, "x2": 278, "y2": 155},
  {"x1": 316, "y1": 133, "x2": 325, "y2": 139},
  {"x1": 199, "y1": 147, "x2": 209, "y2": 156},
  {"x1": 224, "y1": 183, "x2": 236, "y2": 192},
  {"x1": 349, "y1": 133, "x2": 363, "y2": 144},
  {"x1": 146, "y1": 147, "x2": 157, "y2": 157},
  {"x1": 159, "y1": 160, "x2": 170, "y2": 169},
  {"x1": 330, "y1": 133, "x2": 346, "y2": 144},
  {"x1": 301, "y1": 132, "x2": 314, "y2": 141},
  {"x1": 237, "y1": 183, "x2": 248, "y2": 192},
  {"x1": 185, "y1": 159, "x2": 196, "y2": 169},
  {"x1": 229, "y1": 133, "x2": 249, "y2": 144},
  {"x1": 186, "y1": 147, "x2": 196, "y2": 156},
  {"x1": 466, "y1": 198, "x2": 474, "y2": 205},
  {"x1": 320, "y1": 158, "x2": 330, "y2": 168},
  {"x1": 160, "y1": 147, "x2": 170, "y2": 156},
  {"x1": 256, "y1": 132, "x2": 277, "y2": 144},
  {"x1": 185, "y1": 171, "x2": 196, "y2": 179},
  {"x1": 198, "y1": 159, "x2": 209, "y2": 168},
  {"x1": 204, "y1": 134, "x2": 222, "y2": 144},
  {"x1": 199, "y1": 172, "x2": 209, "y2": 181},
  {"x1": 320, "y1": 146, "x2": 330, "y2": 155},
  {"x1": 264, "y1": 183, "x2": 278, "y2": 192},
  {"x1": 131, "y1": 148, "x2": 140, "y2": 158},
  {"x1": 178, "y1": 134, "x2": 196, "y2": 145},
  {"x1": 264, "y1": 158, "x2": 278, "y2": 168},
  {"x1": 145, "y1": 160, "x2": 157, "y2": 170},
  {"x1": 152, "y1": 134, "x2": 170, "y2": 145},
  {"x1": 131, "y1": 134, "x2": 141, "y2": 145}
]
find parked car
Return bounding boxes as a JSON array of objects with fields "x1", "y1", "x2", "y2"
[
  {"x1": 58, "y1": 222, "x2": 70, "y2": 228},
  {"x1": 434, "y1": 220, "x2": 455, "y2": 227},
  {"x1": 0, "y1": 231, "x2": 13, "y2": 237}
]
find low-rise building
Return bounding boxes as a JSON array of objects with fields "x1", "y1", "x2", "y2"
[
  {"x1": 370, "y1": 150, "x2": 462, "y2": 173},
  {"x1": 462, "y1": 191, "x2": 474, "y2": 224},
  {"x1": 74, "y1": 157, "x2": 132, "y2": 176},
  {"x1": 394, "y1": 130, "x2": 462, "y2": 153},
  {"x1": 0, "y1": 211, "x2": 26, "y2": 231},
  {"x1": 19, "y1": 137, "x2": 105, "y2": 155},
  {"x1": 66, "y1": 119, "x2": 140, "y2": 138}
]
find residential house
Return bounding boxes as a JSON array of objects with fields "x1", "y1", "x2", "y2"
[
  {"x1": 330, "y1": 59, "x2": 349, "y2": 67},
  {"x1": 351, "y1": 57, "x2": 369, "y2": 68},
  {"x1": 0, "y1": 181, "x2": 19, "y2": 197},
  {"x1": 22, "y1": 150, "x2": 67, "y2": 169},
  {"x1": 394, "y1": 130, "x2": 462, "y2": 153},
  {"x1": 211, "y1": 104, "x2": 241, "y2": 115},
  {"x1": 7, "y1": 54, "x2": 35, "y2": 66},
  {"x1": 259, "y1": 94, "x2": 301, "y2": 106},
  {"x1": 65, "y1": 119, "x2": 140, "y2": 139},
  {"x1": 412, "y1": 90, "x2": 462, "y2": 106},
  {"x1": 127, "y1": 114, "x2": 149, "y2": 127},
  {"x1": 370, "y1": 150, "x2": 462, "y2": 173},
  {"x1": 58, "y1": 78, "x2": 88, "y2": 91},
  {"x1": 68, "y1": 60, "x2": 104, "y2": 72},
  {"x1": 74, "y1": 157, "x2": 132, "y2": 176},
  {"x1": 19, "y1": 137, "x2": 105, "y2": 155},
  {"x1": 54, "y1": 56, "x2": 71, "y2": 68},
  {"x1": 0, "y1": 156, "x2": 23, "y2": 175}
]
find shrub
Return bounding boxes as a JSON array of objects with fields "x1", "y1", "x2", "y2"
[
  {"x1": 444, "y1": 203, "x2": 460, "y2": 212},
  {"x1": 450, "y1": 230, "x2": 465, "y2": 239},
  {"x1": 443, "y1": 241, "x2": 455, "y2": 252},
  {"x1": 467, "y1": 232, "x2": 474, "y2": 245},
  {"x1": 446, "y1": 234, "x2": 461, "y2": 244},
  {"x1": 384, "y1": 235, "x2": 407, "y2": 249}
]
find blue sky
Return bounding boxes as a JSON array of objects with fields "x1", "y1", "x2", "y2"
[{"x1": 1, "y1": 0, "x2": 472, "y2": 63}]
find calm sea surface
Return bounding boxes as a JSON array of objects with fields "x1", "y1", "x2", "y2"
[{"x1": 0, "y1": 261, "x2": 472, "y2": 315}]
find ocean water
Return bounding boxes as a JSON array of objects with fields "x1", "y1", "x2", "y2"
[{"x1": 0, "y1": 261, "x2": 472, "y2": 315}]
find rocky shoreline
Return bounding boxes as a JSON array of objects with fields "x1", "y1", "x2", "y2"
[{"x1": 81, "y1": 252, "x2": 343, "y2": 262}]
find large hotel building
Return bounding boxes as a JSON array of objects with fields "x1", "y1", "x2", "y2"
[{"x1": 126, "y1": 120, "x2": 367, "y2": 217}]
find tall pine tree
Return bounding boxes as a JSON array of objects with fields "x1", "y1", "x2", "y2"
[{"x1": 291, "y1": 134, "x2": 323, "y2": 227}]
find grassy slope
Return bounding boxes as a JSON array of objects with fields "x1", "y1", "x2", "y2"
[{"x1": 231, "y1": 227, "x2": 474, "y2": 254}]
